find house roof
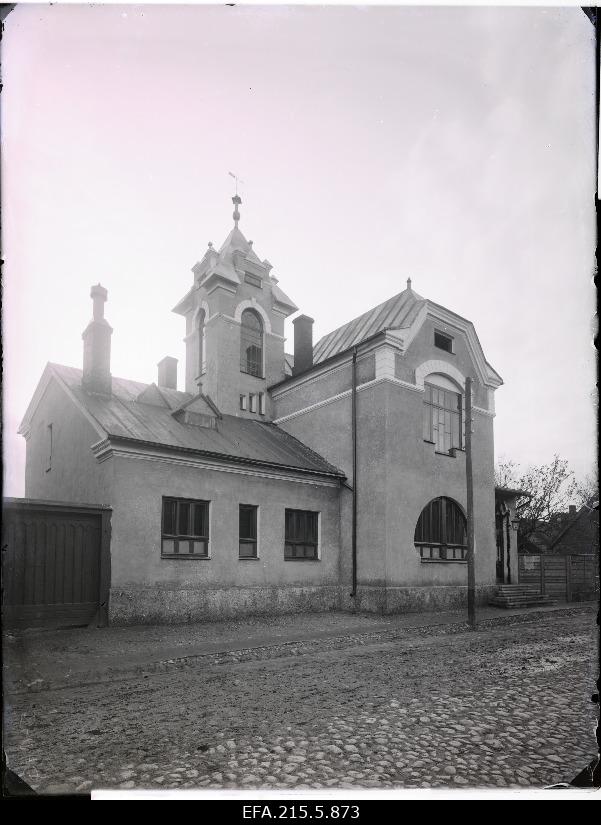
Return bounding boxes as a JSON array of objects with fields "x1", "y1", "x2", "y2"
[
  {"x1": 24, "y1": 364, "x2": 344, "y2": 479},
  {"x1": 313, "y1": 286, "x2": 425, "y2": 365},
  {"x1": 308, "y1": 283, "x2": 502, "y2": 388},
  {"x1": 549, "y1": 501, "x2": 599, "y2": 550}
]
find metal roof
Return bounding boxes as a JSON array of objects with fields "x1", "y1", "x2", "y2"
[
  {"x1": 313, "y1": 288, "x2": 425, "y2": 365},
  {"x1": 51, "y1": 364, "x2": 343, "y2": 478}
]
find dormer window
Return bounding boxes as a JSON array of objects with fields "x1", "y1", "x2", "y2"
[
  {"x1": 434, "y1": 330, "x2": 453, "y2": 353},
  {"x1": 240, "y1": 309, "x2": 263, "y2": 378},
  {"x1": 244, "y1": 273, "x2": 262, "y2": 289}
]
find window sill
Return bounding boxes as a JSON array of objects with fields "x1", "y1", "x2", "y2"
[
  {"x1": 240, "y1": 369, "x2": 265, "y2": 380},
  {"x1": 420, "y1": 558, "x2": 467, "y2": 564},
  {"x1": 284, "y1": 558, "x2": 320, "y2": 562},
  {"x1": 161, "y1": 555, "x2": 211, "y2": 561},
  {"x1": 239, "y1": 556, "x2": 260, "y2": 561}
]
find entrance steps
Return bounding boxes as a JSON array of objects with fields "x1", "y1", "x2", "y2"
[{"x1": 489, "y1": 584, "x2": 556, "y2": 609}]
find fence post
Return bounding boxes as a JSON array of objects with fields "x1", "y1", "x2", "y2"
[
  {"x1": 539, "y1": 554, "x2": 545, "y2": 595},
  {"x1": 566, "y1": 555, "x2": 572, "y2": 602}
]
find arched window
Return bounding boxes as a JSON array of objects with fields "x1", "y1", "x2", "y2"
[
  {"x1": 240, "y1": 309, "x2": 263, "y2": 377},
  {"x1": 423, "y1": 378, "x2": 462, "y2": 454},
  {"x1": 197, "y1": 310, "x2": 206, "y2": 376},
  {"x1": 414, "y1": 497, "x2": 467, "y2": 561}
]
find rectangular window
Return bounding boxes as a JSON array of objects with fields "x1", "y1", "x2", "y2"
[
  {"x1": 244, "y1": 272, "x2": 262, "y2": 289},
  {"x1": 46, "y1": 423, "x2": 53, "y2": 472},
  {"x1": 239, "y1": 504, "x2": 258, "y2": 558},
  {"x1": 162, "y1": 497, "x2": 209, "y2": 558},
  {"x1": 423, "y1": 383, "x2": 462, "y2": 454},
  {"x1": 434, "y1": 330, "x2": 453, "y2": 353},
  {"x1": 249, "y1": 393, "x2": 257, "y2": 413},
  {"x1": 258, "y1": 392, "x2": 265, "y2": 415},
  {"x1": 284, "y1": 509, "x2": 319, "y2": 561},
  {"x1": 240, "y1": 394, "x2": 247, "y2": 411}
]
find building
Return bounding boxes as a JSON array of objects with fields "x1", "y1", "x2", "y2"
[{"x1": 17, "y1": 196, "x2": 505, "y2": 625}]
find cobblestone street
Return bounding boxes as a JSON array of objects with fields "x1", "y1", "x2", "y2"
[{"x1": 3, "y1": 607, "x2": 598, "y2": 794}]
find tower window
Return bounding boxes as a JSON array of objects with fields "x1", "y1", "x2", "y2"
[
  {"x1": 244, "y1": 273, "x2": 262, "y2": 289},
  {"x1": 197, "y1": 310, "x2": 207, "y2": 376},
  {"x1": 240, "y1": 394, "x2": 247, "y2": 411},
  {"x1": 240, "y1": 309, "x2": 263, "y2": 378},
  {"x1": 434, "y1": 331, "x2": 453, "y2": 353},
  {"x1": 249, "y1": 393, "x2": 257, "y2": 413}
]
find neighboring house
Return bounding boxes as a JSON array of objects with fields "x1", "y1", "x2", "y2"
[
  {"x1": 548, "y1": 502, "x2": 599, "y2": 556},
  {"x1": 18, "y1": 196, "x2": 504, "y2": 624},
  {"x1": 519, "y1": 503, "x2": 599, "y2": 556}
]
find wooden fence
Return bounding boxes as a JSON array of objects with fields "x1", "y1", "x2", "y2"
[{"x1": 518, "y1": 553, "x2": 599, "y2": 602}]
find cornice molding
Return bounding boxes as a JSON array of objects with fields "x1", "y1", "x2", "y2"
[{"x1": 273, "y1": 375, "x2": 423, "y2": 425}]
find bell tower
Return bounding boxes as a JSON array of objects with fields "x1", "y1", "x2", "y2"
[{"x1": 172, "y1": 195, "x2": 298, "y2": 418}]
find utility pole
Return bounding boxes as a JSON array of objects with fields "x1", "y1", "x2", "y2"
[{"x1": 465, "y1": 376, "x2": 476, "y2": 630}]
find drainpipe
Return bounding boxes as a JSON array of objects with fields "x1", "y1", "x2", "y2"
[{"x1": 351, "y1": 346, "x2": 358, "y2": 600}]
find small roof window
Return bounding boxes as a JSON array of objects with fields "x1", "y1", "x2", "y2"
[{"x1": 434, "y1": 330, "x2": 453, "y2": 354}]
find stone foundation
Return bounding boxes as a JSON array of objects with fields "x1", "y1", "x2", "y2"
[
  {"x1": 109, "y1": 584, "x2": 343, "y2": 625},
  {"x1": 109, "y1": 583, "x2": 499, "y2": 625},
  {"x1": 345, "y1": 584, "x2": 498, "y2": 615}
]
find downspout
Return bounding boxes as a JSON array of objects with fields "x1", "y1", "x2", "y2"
[{"x1": 351, "y1": 346, "x2": 358, "y2": 600}]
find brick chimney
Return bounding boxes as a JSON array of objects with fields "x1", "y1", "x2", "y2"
[
  {"x1": 569, "y1": 505, "x2": 577, "y2": 515},
  {"x1": 158, "y1": 356, "x2": 178, "y2": 390},
  {"x1": 292, "y1": 315, "x2": 314, "y2": 376},
  {"x1": 82, "y1": 284, "x2": 112, "y2": 395}
]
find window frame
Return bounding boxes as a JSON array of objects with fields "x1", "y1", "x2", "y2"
[
  {"x1": 284, "y1": 508, "x2": 320, "y2": 561},
  {"x1": 240, "y1": 308, "x2": 264, "y2": 378},
  {"x1": 414, "y1": 497, "x2": 467, "y2": 563},
  {"x1": 240, "y1": 394, "x2": 248, "y2": 411},
  {"x1": 434, "y1": 330, "x2": 454, "y2": 354},
  {"x1": 46, "y1": 423, "x2": 53, "y2": 473},
  {"x1": 244, "y1": 272, "x2": 262, "y2": 290},
  {"x1": 161, "y1": 496, "x2": 210, "y2": 559},
  {"x1": 423, "y1": 382, "x2": 463, "y2": 454},
  {"x1": 239, "y1": 504, "x2": 259, "y2": 559}
]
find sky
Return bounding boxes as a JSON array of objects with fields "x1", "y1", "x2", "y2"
[{"x1": 1, "y1": 3, "x2": 597, "y2": 497}]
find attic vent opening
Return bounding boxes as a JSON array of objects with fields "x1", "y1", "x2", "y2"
[
  {"x1": 434, "y1": 331, "x2": 453, "y2": 354},
  {"x1": 244, "y1": 273, "x2": 262, "y2": 289}
]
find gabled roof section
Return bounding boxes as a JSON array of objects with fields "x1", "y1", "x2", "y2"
[
  {"x1": 21, "y1": 363, "x2": 343, "y2": 479},
  {"x1": 312, "y1": 282, "x2": 503, "y2": 388},
  {"x1": 313, "y1": 286, "x2": 426, "y2": 365}
]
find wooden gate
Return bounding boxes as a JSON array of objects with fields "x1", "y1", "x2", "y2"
[
  {"x1": 2, "y1": 499, "x2": 111, "y2": 629},
  {"x1": 518, "y1": 553, "x2": 598, "y2": 602}
]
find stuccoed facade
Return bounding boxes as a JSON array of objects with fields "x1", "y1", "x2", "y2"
[{"x1": 19, "y1": 197, "x2": 504, "y2": 624}]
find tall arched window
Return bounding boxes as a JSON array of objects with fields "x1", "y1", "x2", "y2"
[
  {"x1": 197, "y1": 310, "x2": 206, "y2": 376},
  {"x1": 414, "y1": 497, "x2": 467, "y2": 561},
  {"x1": 423, "y1": 379, "x2": 462, "y2": 454},
  {"x1": 240, "y1": 309, "x2": 263, "y2": 377}
]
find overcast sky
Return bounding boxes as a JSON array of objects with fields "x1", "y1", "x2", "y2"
[{"x1": 2, "y1": 4, "x2": 597, "y2": 497}]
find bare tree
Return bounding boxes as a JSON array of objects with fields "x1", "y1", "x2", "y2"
[{"x1": 495, "y1": 454, "x2": 577, "y2": 551}]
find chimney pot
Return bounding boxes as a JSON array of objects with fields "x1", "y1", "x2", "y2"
[
  {"x1": 569, "y1": 504, "x2": 577, "y2": 515},
  {"x1": 158, "y1": 356, "x2": 178, "y2": 390},
  {"x1": 292, "y1": 314, "x2": 314, "y2": 376}
]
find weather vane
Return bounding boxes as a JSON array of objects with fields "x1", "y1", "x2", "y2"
[{"x1": 228, "y1": 171, "x2": 244, "y2": 196}]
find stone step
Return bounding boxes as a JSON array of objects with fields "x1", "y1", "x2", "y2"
[
  {"x1": 489, "y1": 596, "x2": 557, "y2": 609},
  {"x1": 496, "y1": 588, "x2": 541, "y2": 595}
]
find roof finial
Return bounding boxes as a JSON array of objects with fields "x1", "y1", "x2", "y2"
[
  {"x1": 232, "y1": 194, "x2": 241, "y2": 226},
  {"x1": 407, "y1": 277, "x2": 412, "y2": 290}
]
